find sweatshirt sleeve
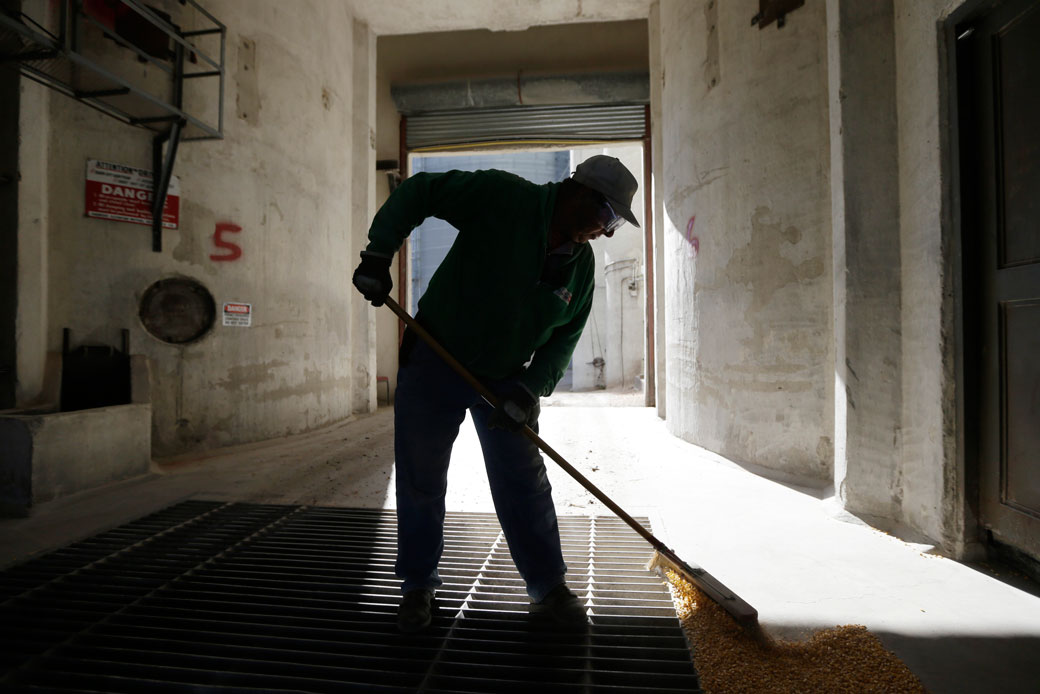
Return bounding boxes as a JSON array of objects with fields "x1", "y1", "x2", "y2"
[
  {"x1": 521, "y1": 287, "x2": 594, "y2": 398},
  {"x1": 365, "y1": 171, "x2": 484, "y2": 257}
]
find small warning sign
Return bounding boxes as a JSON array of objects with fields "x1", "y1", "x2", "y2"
[
  {"x1": 85, "y1": 159, "x2": 180, "y2": 229},
  {"x1": 222, "y1": 302, "x2": 252, "y2": 327}
]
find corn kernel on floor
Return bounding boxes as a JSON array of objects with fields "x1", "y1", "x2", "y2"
[
  {"x1": 668, "y1": 570, "x2": 927, "y2": 693},
  {"x1": 2, "y1": 393, "x2": 1039, "y2": 693}
]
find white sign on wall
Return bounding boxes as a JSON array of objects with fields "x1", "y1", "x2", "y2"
[{"x1": 222, "y1": 302, "x2": 252, "y2": 327}]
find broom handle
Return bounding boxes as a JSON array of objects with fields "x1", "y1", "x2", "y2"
[{"x1": 383, "y1": 296, "x2": 671, "y2": 555}]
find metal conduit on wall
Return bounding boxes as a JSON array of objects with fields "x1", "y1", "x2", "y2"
[{"x1": 392, "y1": 72, "x2": 650, "y2": 113}]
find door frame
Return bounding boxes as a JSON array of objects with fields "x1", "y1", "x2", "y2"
[{"x1": 395, "y1": 107, "x2": 654, "y2": 398}]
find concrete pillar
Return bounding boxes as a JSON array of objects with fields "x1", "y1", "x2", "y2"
[
  {"x1": 15, "y1": 81, "x2": 49, "y2": 407},
  {"x1": 648, "y1": 1, "x2": 666, "y2": 417},
  {"x1": 657, "y1": 0, "x2": 832, "y2": 481},
  {"x1": 827, "y1": 0, "x2": 903, "y2": 517},
  {"x1": 373, "y1": 170, "x2": 400, "y2": 404},
  {"x1": 893, "y1": 0, "x2": 973, "y2": 556},
  {"x1": 1, "y1": 61, "x2": 18, "y2": 410},
  {"x1": 351, "y1": 17, "x2": 378, "y2": 415}
]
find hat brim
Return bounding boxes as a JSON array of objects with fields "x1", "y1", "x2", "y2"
[{"x1": 608, "y1": 197, "x2": 640, "y2": 228}]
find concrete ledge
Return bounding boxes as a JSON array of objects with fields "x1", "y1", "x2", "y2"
[{"x1": 0, "y1": 403, "x2": 152, "y2": 516}]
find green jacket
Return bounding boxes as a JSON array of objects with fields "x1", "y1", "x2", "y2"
[{"x1": 366, "y1": 169, "x2": 595, "y2": 397}]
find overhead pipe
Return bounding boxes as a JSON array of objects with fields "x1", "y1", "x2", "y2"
[{"x1": 391, "y1": 71, "x2": 650, "y2": 114}]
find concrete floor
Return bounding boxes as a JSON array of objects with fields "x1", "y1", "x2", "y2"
[{"x1": 3, "y1": 392, "x2": 1039, "y2": 693}]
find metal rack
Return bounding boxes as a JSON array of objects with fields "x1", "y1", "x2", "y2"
[{"x1": 0, "y1": 0, "x2": 225, "y2": 251}]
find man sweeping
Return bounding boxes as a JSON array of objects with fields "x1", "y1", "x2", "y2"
[{"x1": 352, "y1": 155, "x2": 639, "y2": 633}]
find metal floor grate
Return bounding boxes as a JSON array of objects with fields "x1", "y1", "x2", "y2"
[{"x1": 0, "y1": 501, "x2": 701, "y2": 693}]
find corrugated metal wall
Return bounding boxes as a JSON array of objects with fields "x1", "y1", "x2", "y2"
[{"x1": 406, "y1": 104, "x2": 647, "y2": 149}]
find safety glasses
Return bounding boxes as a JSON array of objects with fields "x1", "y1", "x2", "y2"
[{"x1": 596, "y1": 198, "x2": 626, "y2": 236}]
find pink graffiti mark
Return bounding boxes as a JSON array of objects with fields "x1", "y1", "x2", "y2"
[
  {"x1": 210, "y1": 222, "x2": 243, "y2": 262},
  {"x1": 685, "y1": 216, "x2": 699, "y2": 258}
]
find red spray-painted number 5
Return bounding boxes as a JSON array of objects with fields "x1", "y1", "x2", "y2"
[{"x1": 210, "y1": 222, "x2": 242, "y2": 262}]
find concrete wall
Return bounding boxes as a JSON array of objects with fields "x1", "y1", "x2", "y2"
[
  {"x1": 373, "y1": 171, "x2": 401, "y2": 404},
  {"x1": 568, "y1": 145, "x2": 646, "y2": 391},
  {"x1": 827, "y1": 0, "x2": 903, "y2": 520},
  {"x1": 827, "y1": 0, "x2": 970, "y2": 553},
  {"x1": 603, "y1": 257, "x2": 644, "y2": 389},
  {"x1": 11, "y1": 404, "x2": 152, "y2": 506},
  {"x1": 655, "y1": 0, "x2": 833, "y2": 482},
  {"x1": 827, "y1": 0, "x2": 970, "y2": 554},
  {"x1": 651, "y1": 0, "x2": 971, "y2": 554},
  {"x1": 16, "y1": 0, "x2": 378, "y2": 457},
  {"x1": 602, "y1": 147, "x2": 647, "y2": 391},
  {"x1": 16, "y1": 72, "x2": 49, "y2": 407},
  {"x1": 1, "y1": 351, "x2": 151, "y2": 515},
  {"x1": 352, "y1": 0, "x2": 652, "y2": 36},
  {"x1": 893, "y1": 0, "x2": 970, "y2": 553},
  {"x1": 351, "y1": 17, "x2": 379, "y2": 415},
  {"x1": 648, "y1": 2, "x2": 666, "y2": 416}
]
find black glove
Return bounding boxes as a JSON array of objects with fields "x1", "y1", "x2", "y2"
[
  {"x1": 489, "y1": 380, "x2": 539, "y2": 432},
  {"x1": 352, "y1": 251, "x2": 393, "y2": 306}
]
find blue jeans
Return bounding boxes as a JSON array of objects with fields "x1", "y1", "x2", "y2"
[{"x1": 393, "y1": 339, "x2": 567, "y2": 602}]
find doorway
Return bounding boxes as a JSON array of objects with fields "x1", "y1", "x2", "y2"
[
  {"x1": 957, "y1": 0, "x2": 1040, "y2": 566},
  {"x1": 407, "y1": 144, "x2": 647, "y2": 395}
]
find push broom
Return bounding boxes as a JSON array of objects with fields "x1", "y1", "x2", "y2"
[{"x1": 382, "y1": 296, "x2": 760, "y2": 631}]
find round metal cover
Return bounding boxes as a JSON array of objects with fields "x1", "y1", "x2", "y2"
[{"x1": 139, "y1": 278, "x2": 216, "y2": 344}]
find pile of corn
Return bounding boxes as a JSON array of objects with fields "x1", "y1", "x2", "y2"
[{"x1": 666, "y1": 571, "x2": 928, "y2": 693}]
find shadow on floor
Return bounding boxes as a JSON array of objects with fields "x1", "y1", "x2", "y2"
[{"x1": 874, "y1": 631, "x2": 1040, "y2": 694}]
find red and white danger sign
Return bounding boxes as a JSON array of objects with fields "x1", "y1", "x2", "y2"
[
  {"x1": 222, "y1": 302, "x2": 252, "y2": 327},
  {"x1": 84, "y1": 159, "x2": 180, "y2": 229}
]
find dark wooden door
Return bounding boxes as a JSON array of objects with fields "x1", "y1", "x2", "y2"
[{"x1": 959, "y1": 0, "x2": 1040, "y2": 560}]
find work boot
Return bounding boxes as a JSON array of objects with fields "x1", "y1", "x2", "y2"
[
  {"x1": 397, "y1": 588, "x2": 433, "y2": 633},
  {"x1": 531, "y1": 584, "x2": 589, "y2": 626}
]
